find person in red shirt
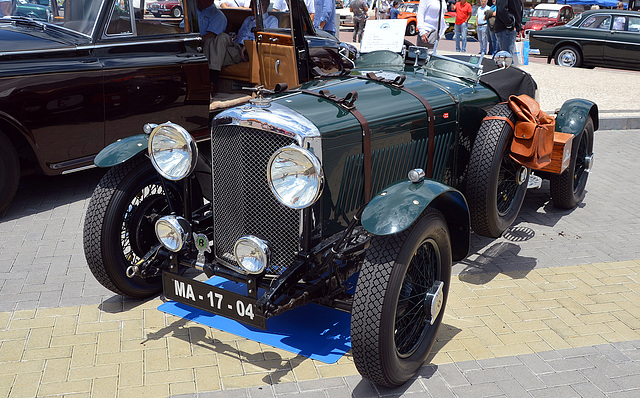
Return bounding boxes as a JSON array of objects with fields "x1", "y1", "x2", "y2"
[{"x1": 452, "y1": 0, "x2": 472, "y2": 52}]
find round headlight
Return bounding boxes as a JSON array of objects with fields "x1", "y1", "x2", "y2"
[
  {"x1": 233, "y1": 236, "x2": 270, "y2": 275},
  {"x1": 155, "y1": 215, "x2": 191, "y2": 252},
  {"x1": 148, "y1": 123, "x2": 198, "y2": 181},
  {"x1": 267, "y1": 145, "x2": 323, "y2": 209}
]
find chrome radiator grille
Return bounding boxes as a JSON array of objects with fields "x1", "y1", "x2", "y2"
[{"x1": 211, "y1": 125, "x2": 300, "y2": 275}]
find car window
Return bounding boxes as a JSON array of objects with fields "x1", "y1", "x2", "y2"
[
  {"x1": 580, "y1": 14, "x2": 611, "y2": 30},
  {"x1": 612, "y1": 16, "x2": 626, "y2": 31},
  {"x1": 532, "y1": 9, "x2": 559, "y2": 19},
  {"x1": 46, "y1": 0, "x2": 102, "y2": 36},
  {"x1": 629, "y1": 16, "x2": 640, "y2": 32},
  {"x1": 106, "y1": 0, "x2": 185, "y2": 37}
]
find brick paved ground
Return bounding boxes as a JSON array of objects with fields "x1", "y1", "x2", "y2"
[{"x1": 1, "y1": 129, "x2": 639, "y2": 397}]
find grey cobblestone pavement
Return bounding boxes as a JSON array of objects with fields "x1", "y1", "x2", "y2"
[
  {"x1": 1, "y1": 124, "x2": 639, "y2": 396},
  {"x1": 179, "y1": 340, "x2": 640, "y2": 398}
]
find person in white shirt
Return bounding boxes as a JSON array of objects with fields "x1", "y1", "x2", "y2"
[
  {"x1": 416, "y1": 0, "x2": 447, "y2": 49},
  {"x1": 274, "y1": 0, "x2": 315, "y2": 20},
  {"x1": 217, "y1": 0, "x2": 250, "y2": 8},
  {"x1": 476, "y1": 0, "x2": 490, "y2": 55}
]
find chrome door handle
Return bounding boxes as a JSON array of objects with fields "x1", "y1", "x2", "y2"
[
  {"x1": 269, "y1": 37, "x2": 278, "y2": 42},
  {"x1": 275, "y1": 59, "x2": 280, "y2": 75}
]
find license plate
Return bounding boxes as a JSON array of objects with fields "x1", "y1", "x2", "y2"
[{"x1": 162, "y1": 272, "x2": 266, "y2": 329}]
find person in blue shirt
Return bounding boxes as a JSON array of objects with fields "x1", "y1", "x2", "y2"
[
  {"x1": 197, "y1": 0, "x2": 245, "y2": 95},
  {"x1": 235, "y1": 0, "x2": 279, "y2": 44},
  {"x1": 389, "y1": 1, "x2": 400, "y2": 19},
  {"x1": 314, "y1": 0, "x2": 336, "y2": 36}
]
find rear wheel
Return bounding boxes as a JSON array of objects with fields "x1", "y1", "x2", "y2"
[
  {"x1": 351, "y1": 209, "x2": 452, "y2": 387},
  {"x1": 555, "y1": 45, "x2": 582, "y2": 68},
  {"x1": 0, "y1": 131, "x2": 20, "y2": 216},
  {"x1": 466, "y1": 103, "x2": 529, "y2": 238},
  {"x1": 83, "y1": 155, "x2": 181, "y2": 298},
  {"x1": 550, "y1": 116, "x2": 594, "y2": 209},
  {"x1": 406, "y1": 21, "x2": 417, "y2": 36}
]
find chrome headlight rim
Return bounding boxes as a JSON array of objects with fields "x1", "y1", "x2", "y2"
[
  {"x1": 148, "y1": 122, "x2": 198, "y2": 181},
  {"x1": 233, "y1": 235, "x2": 271, "y2": 275},
  {"x1": 154, "y1": 215, "x2": 191, "y2": 253},
  {"x1": 267, "y1": 145, "x2": 324, "y2": 210}
]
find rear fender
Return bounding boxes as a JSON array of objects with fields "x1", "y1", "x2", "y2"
[
  {"x1": 94, "y1": 134, "x2": 149, "y2": 167},
  {"x1": 555, "y1": 99, "x2": 599, "y2": 135},
  {"x1": 361, "y1": 179, "x2": 470, "y2": 261}
]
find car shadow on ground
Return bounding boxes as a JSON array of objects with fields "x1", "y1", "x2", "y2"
[{"x1": 1, "y1": 167, "x2": 105, "y2": 222}]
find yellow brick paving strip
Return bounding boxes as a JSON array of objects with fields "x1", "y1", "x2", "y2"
[{"x1": 1, "y1": 259, "x2": 639, "y2": 397}]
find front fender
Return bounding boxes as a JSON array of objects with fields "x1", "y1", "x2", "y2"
[
  {"x1": 555, "y1": 98, "x2": 599, "y2": 135},
  {"x1": 361, "y1": 179, "x2": 470, "y2": 261},
  {"x1": 94, "y1": 134, "x2": 149, "y2": 168}
]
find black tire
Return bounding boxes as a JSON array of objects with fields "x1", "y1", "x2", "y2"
[
  {"x1": 554, "y1": 45, "x2": 582, "y2": 68},
  {"x1": 466, "y1": 103, "x2": 529, "y2": 238},
  {"x1": 550, "y1": 116, "x2": 594, "y2": 209},
  {"x1": 406, "y1": 21, "x2": 417, "y2": 36},
  {"x1": 171, "y1": 6, "x2": 182, "y2": 18},
  {"x1": 0, "y1": 131, "x2": 20, "y2": 215},
  {"x1": 83, "y1": 155, "x2": 181, "y2": 299},
  {"x1": 351, "y1": 208, "x2": 452, "y2": 387}
]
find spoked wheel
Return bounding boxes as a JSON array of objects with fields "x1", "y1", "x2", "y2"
[
  {"x1": 550, "y1": 116, "x2": 594, "y2": 209},
  {"x1": 83, "y1": 155, "x2": 181, "y2": 298},
  {"x1": 171, "y1": 6, "x2": 182, "y2": 18},
  {"x1": 466, "y1": 103, "x2": 529, "y2": 238},
  {"x1": 351, "y1": 208, "x2": 452, "y2": 387}
]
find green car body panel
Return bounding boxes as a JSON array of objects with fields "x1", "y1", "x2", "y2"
[
  {"x1": 361, "y1": 178, "x2": 470, "y2": 261},
  {"x1": 555, "y1": 99, "x2": 599, "y2": 135},
  {"x1": 94, "y1": 134, "x2": 149, "y2": 168},
  {"x1": 276, "y1": 66, "x2": 498, "y2": 240}
]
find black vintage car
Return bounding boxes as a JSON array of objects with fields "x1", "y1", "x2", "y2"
[
  {"x1": 0, "y1": 0, "x2": 353, "y2": 215},
  {"x1": 83, "y1": 0, "x2": 598, "y2": 388},
  {"x1": 529, "y1": 9, "x2": 640, "y2": 69}
]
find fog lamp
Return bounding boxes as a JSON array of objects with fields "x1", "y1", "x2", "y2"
[
  {"x1": 233, "y1": 236, "x2": 270, "y2": 275},
  {"x1": 155, "y1": 215, "x2": 191, "y2": 252}
]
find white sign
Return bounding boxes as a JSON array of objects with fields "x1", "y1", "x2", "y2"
[{"x1": 359, "y1": 19, "x2": 407, "y2": 53}]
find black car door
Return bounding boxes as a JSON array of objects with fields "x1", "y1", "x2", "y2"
[
  {"x1": 576, "y1": 13, "x2": 610, "y2": 66},
  {"x1": 605, "y1": 14, "x2": 640, "y2": 69},
  {"x1": 97, "y1": 0, "x2": 210, "y2": 145}
]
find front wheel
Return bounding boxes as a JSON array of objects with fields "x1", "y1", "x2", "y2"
[
  {"x1": 555, "y1": 45, "x2": 582, "y2": 68},
  {"x1": 550, "y1": 116, "x2": 594, "y2": 209},
  {"x1": 171, "y1": 6, "x2": 182, "y2": 18},
  {"x1": 466, "y1": 103, "x2": 529, "y2": 238},
  {"x1": 351, "y1": 208, "x2": 452, "y2": 387},
  {"x1": 83, "y1": 155, "x2": 181, "y2": 299}
]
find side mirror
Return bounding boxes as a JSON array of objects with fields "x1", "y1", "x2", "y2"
[{"x1": 493, "y1": 51, "x2": 513, "y2": 68}]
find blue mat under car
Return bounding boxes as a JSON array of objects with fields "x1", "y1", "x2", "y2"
[{"x1": 157, "y1": 276, "x2": 352, "y2": 364}]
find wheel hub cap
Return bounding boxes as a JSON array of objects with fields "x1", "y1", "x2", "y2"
[
  {"x1": 516, "y1": 166, "x2": 528, "y2": 186},
  {"x1": 424, "y1": 281, "x2": 444, "y2": 325},
  {"x1": 560, "y1": 52, "x2": 575, "y2": 66},
  {"x1": 584, "y1": 153, "x2": 594, "y2": 173}
]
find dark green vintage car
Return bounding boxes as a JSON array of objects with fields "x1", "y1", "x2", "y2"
[
  {"x1": 529, "y1": 9, "x2": 640, "y2": 69},
  {"x1": 83, "y1": 0, "x2": 598, "y2": 387}
]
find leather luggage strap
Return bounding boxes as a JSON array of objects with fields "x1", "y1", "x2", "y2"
[
  {"x1": 359, "y1": 72, "x2": 436, "y2": 178},
  {"x1": 301, "y1": 89, "x2": 373, "y2": 202},
  {"x1": 483, "y1": 115, "x2": 515, "y2": 131}
]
